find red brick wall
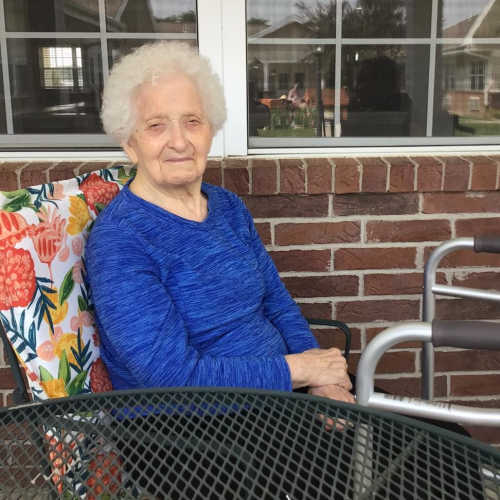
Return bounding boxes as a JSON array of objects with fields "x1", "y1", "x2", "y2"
[{"x1": 1, "y1": 155, "x2": 500, "y2": 444}]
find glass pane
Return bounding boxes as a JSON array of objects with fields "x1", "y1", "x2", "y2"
[
  {"x1": 107, "y1": 39, "x2": 198, "y2": 68},
  {"x1": 341, "y1": 45, "x2": 428, "y2": 137},
  {"x1": 343, "y1": 0, "x2": 432, "y2": 38},
  {"x1": 106, "y1": 0, "x2": 196, "y2": 33},
  {"x1": 247, "y1": 0, "x2": 337, "y2": 38},
  {"x1": 440, "y1": 0, "x2": 499, "y2": 38},
  {"x1": 4, "y1": 0, "x2": 99, "y2": 32},
  {"x1": 248, "y1": 44, "x2": 335, "y2": 137},
  {"x1": 434, "y1": 43, "x2": 500, "y2": 136},
  {"x1": 8, "y1": 39, "x2": 103, "y2": 134}
]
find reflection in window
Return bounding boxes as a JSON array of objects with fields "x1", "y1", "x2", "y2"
[
  {"x1": 40, "y1": 47, "x2": 83, "y2": 89},
  {"x1": 342, "y1": 0, "x2": 431, "y2": 38},
  {"x1": 248, "y1": 44, "x2": 335, "y2": 138},
  {"x1": 107, "y1": 39, "x2": 197, "y2": 68},
  {"x1": 441, "y1": 0, "x2": 495, "y2": 38},
  {"x1": 105, "y1": 0, "x2": 196, "y2": 33},
  {"x1": 248, "y1": 0, "x2": 500, "y2": 144},
  {"x1": 4, "y1": 0, "x2": 100, "y2": 32},
  {"x1": 444, "y1": 65, "x2": 455, "y2": 91},
  {"x1": 341, "y1": 46, "x2": 428, "y2": 137},
  {"x1": 470, "y1": 61, "x2": 485, "y2": 91},
  {"x1": 0, "y1": 0, "x2": 198, "y2": 145},
  {"x1": 436, "y1": 47, "x2": 499, "y2": 137},
  {"x1": 8, "y1": 38, "x2": 103, "y2": 134}
]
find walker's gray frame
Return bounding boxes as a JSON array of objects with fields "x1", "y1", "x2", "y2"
[{"x1": 356, "y1": 235, "x2": 500, "y2": 425}]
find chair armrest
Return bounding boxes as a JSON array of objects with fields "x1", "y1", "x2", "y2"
[{"x1": 306, "y1": 318, "x2": 351, "y2": 360}]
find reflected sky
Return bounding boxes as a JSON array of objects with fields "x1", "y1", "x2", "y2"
[
  {"x1": 149, "y1": 0, "x2": 195, "y2": 19},
  {"x1": 247, "y1": 0, "x2": 494, "y2": 30},
  {"x1": 442, "y1": 0, "x2": 491, "y2": 28}
]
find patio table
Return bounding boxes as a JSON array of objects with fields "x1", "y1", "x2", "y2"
[{"x1": 1, "y1": 387, "x2": 499, "y2": 499}]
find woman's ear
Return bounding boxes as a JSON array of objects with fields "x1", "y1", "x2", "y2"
[{"x1": 121, "y1": 139, "x2": 139, "y2": 165}]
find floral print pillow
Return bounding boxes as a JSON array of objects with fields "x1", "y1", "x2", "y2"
[{"x1": 0, "y1": 166, "x2": 135, "y2": 400}]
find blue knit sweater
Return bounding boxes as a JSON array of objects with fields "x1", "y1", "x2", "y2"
[{"x1": 85, "y1": 182, "x2": 319, "y2": 392}]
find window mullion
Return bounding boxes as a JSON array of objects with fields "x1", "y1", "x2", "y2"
[
  {"x1": 220, "y1": 0, "x2": 247, "y2": 156},
  {"x1": 0, "y1": 0, "x2": 13, "y2": 134},
  {"x1": 98, "y1": 0, "x2": 109, "y2": 84},
  {"x1": 426, "y1": 0, "x2": 439, "y2": 137},
  {"x1": 334, "y1": 0, "x2": 342, "y2": 138},
  {"x1": 197, "y1": 0, "x2": 224, "y2": 157}
]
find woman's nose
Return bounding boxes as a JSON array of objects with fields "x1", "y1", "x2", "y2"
[{"x1": 167, "y1": 122, "x2": 188, "y2": 151}]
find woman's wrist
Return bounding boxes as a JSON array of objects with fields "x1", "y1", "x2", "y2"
[{"x1": 285, "y1": 353, "x2": 309, "y2": 389}]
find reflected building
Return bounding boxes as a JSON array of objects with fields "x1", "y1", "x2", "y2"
[{"x1": 440, "y1": 1, "x2": 500, "y2": 122}]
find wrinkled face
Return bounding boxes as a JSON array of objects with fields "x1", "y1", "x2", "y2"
[{"x1": 123, "y1": 73, "x2": 213, "y2": 191}]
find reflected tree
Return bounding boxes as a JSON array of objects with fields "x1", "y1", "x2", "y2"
[
  {"x1": 342, "y1": 0, "x2": 406, "y2": 38},
  {"x1": 295, "y1": 0, "x2": 336, "y2": 37},
  {"x1": 295, "y1": 0, "x2": 406, "y2": 40},
  {"x1": 159, "y1": 10, "x2": 196, "y2": 23}
]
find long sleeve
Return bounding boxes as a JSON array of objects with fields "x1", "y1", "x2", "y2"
[
  {"x1": 240, "y1": 203, "x2": 319, "y2": 354},
  {"x1": 86, "y1": 221, "x2": 293, "y2": 392}
]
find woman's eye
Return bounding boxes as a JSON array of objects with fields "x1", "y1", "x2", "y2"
[
  {"x1": 188, "y1": 119, "x2": 200, "y2": 126},
  {"x1": 146, "y1": 122, "x2": 165, "y2": 133}
]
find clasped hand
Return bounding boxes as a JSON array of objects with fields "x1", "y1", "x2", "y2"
[
  {"x1": 286, "y1": 348, "x2": 355, "y2": 430},
  {"x1": 285, "y1": 347, "x2": 352, "y2": 391}
]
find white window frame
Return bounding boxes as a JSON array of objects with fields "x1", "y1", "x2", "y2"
[{"x1": 0, "y1": 0, "x2": 499, "y2": 159}]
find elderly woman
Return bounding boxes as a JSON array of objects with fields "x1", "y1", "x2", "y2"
[{"x1": 86, "y1": 41, "x2": 353, "y2": 404}]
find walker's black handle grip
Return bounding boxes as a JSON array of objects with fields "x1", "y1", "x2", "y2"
[
  {"x1": 433, "y1": 320, "x2": 500, "y2": 350},
  {"x1": 474, "y1": 235, "x2": 500, "y2": 253}
]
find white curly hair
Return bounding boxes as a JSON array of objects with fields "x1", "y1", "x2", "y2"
[{"x1": 101, "y1": 41, "x2": 227, "y2": 143}]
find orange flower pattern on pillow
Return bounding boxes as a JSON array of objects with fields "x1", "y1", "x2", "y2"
[
  {"x1": 30, "y1": 206, "x2": 68, "y2": 282},
  {"x1": 80, "y1": 173, "x2": 120, "y2": 213},
  {"x1": 0, "y1": 211, "x2": 30, "y2": 248},
  {"x1": 0, "y1": 247, "x2": 36, "y2": 309},
  {"x1": 0, "y1": 166, "x2": 134, "y2": 402}
]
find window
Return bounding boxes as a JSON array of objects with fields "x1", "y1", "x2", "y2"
[
  {"x1": 470, "y1": 61, "x2": 485, "y2": 91},
  {"x1": 40, "y1": 47, "x2": 83, "y2": 89},
  {"x1": 246, "y1": 0, "x2": 500, "y2": 148},
  {"x1": 444, "y1": 65, "x2": 455, "y2": 91},
  {"x1": 0, "y1": 0, "x2": 197, "y2": 147},
  {"x1": 468, "y1": 96, "x2": 481, "y2": 112},
  {"x1": 0, "y1": 0, "x2": 499, "y2": 152}
]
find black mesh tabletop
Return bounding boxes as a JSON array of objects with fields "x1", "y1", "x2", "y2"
[{"x1": 1, "y1": 388, "x2": 499, "y2": 499}]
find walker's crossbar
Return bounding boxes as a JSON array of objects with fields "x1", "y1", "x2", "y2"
[{"x1": 356, "y1": 322, "x2": 500, "y2": 426}]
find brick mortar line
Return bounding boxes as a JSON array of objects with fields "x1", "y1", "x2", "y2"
[
  {"x1": 381, "y1": 157, "x2": 391, "y2": 192},
  {"x1": 326, "y1": 295, "x2": 494, "y2": 303},
  {"x1": 248, "y1": 161, "x2": 253, "y2": 194},
  {"x1": 280, "y1": 272, "x2": 500, "y2": 282},
  {"x1": 269, "y1": 220, "x2": 276, "y2": 247},
  {"x1": 327, "y1": 158, "x2": 335, "y2": 193},
  {"x1": 294, "y1": 291, "x2": 498, "y2": 300},
  {"x1": 302, "y1": 158, "x2": 309, "y2": 194},
  {"x1": 254, "y1": 213, "x2": 500, "y2": 224},
  {"x1": 267, "y1": 242, "x2": 500, "y2": 251},
  {"x1": 269, "y1": 241, "x2": 500, "y2": 248}
]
